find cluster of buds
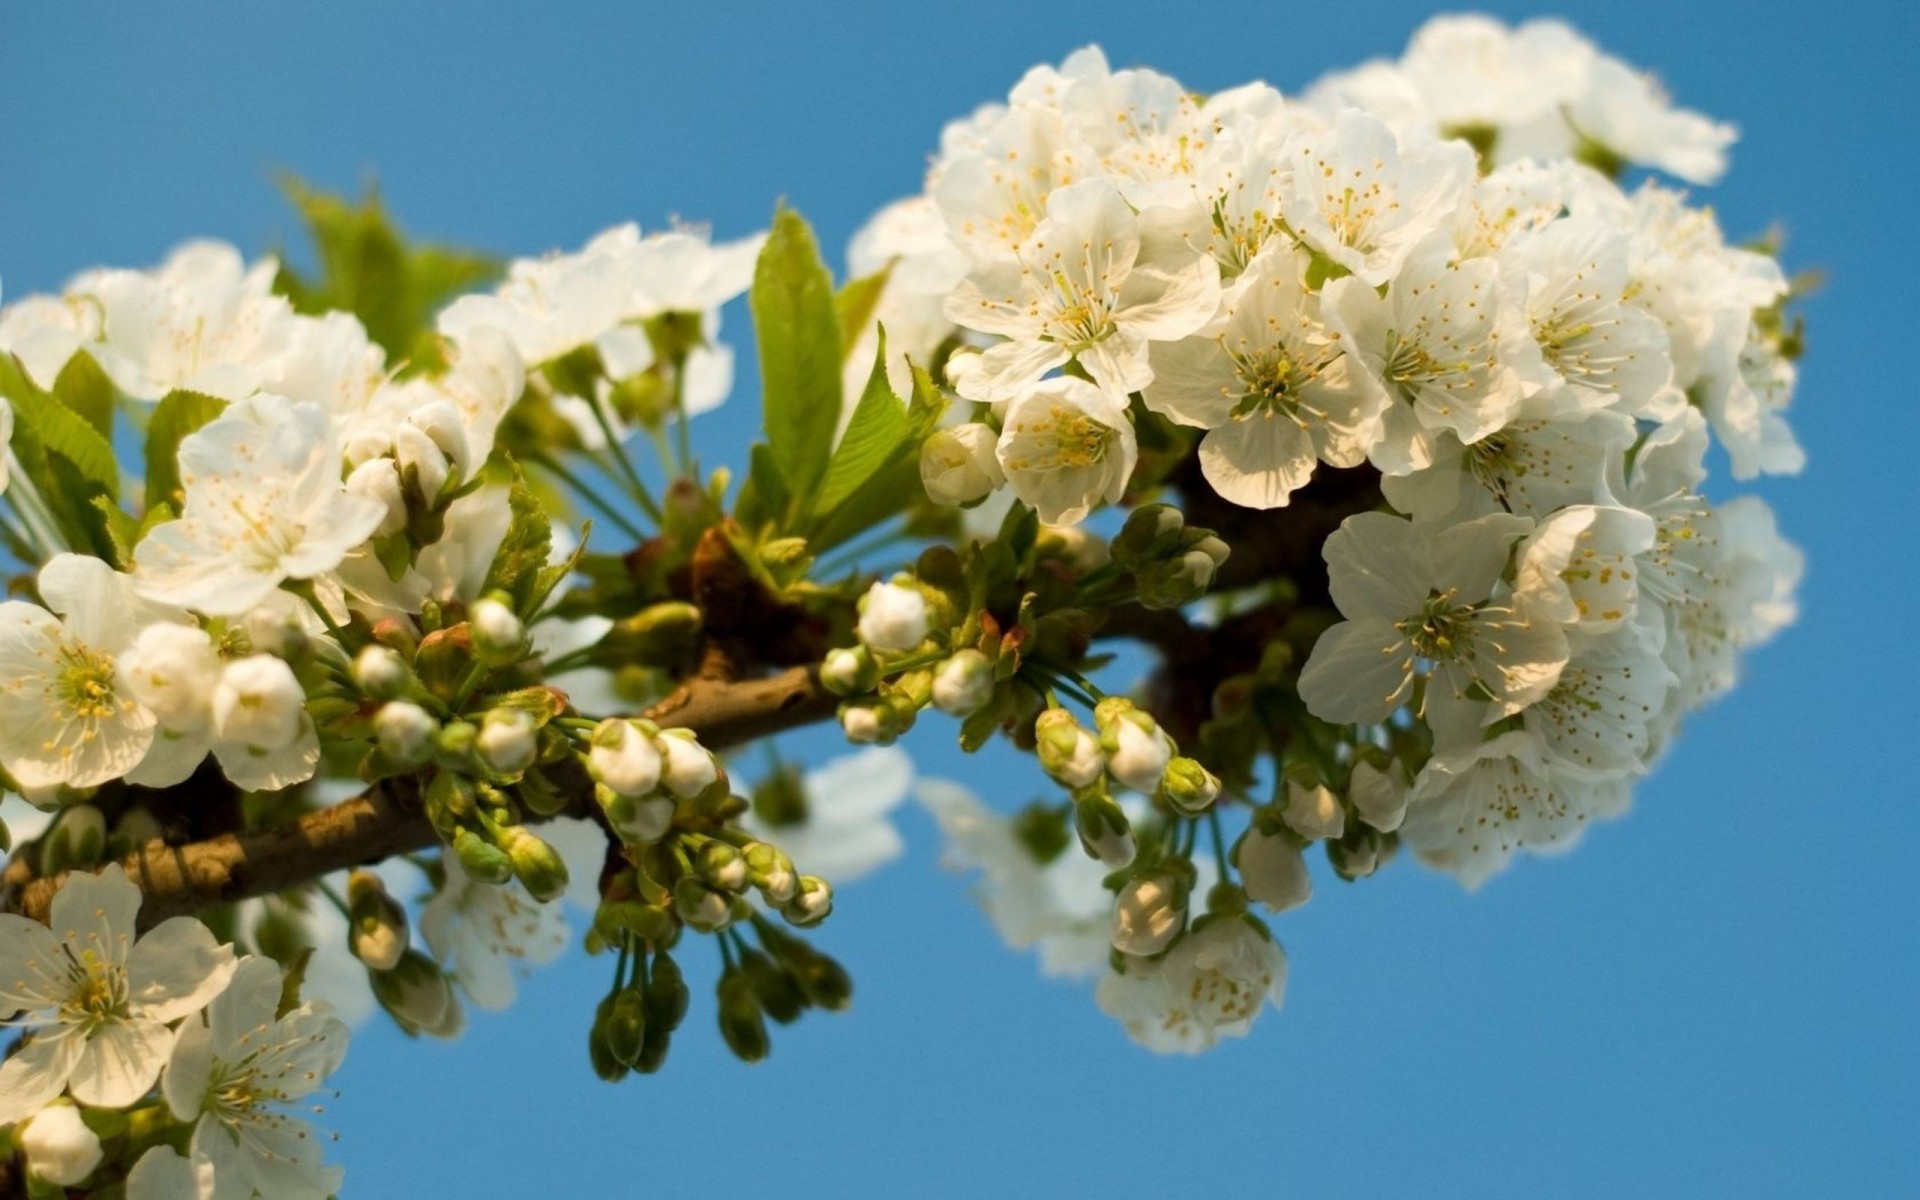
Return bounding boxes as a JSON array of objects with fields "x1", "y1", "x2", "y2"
[
  {"x1": 1265, "y1": 748, "x2": 1413, "y2": 882},
  {"x1": 344, "y1": 398, "x2": 482, "y2": 555},
  {"x1": 825, "y1": 570, "x2": 978, "y2": 743},
  {"x1": 1034, "y1": 702, "x2": 1222, "y2": 869},
  {"x1": 1109, "y1": 504, "x2": 1230, "y2": 611}
]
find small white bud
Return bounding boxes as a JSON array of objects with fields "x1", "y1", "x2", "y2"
[
  {"x1": 345, "y1": 458, "x2": 409, "y2": 537},
  {"x1": 1282, "y1": 776, "x2": 1346, "y2": 842},
  {"x1": 781, "y1": 875, "x2": 833, "y2": 926},
  {"x1": 211, "y1": 655, "x2": 307, "y2": 750},
  {"x1": 1111, "y1": 873, "x2": 1185, "y2": 956},
  {"x1": 602, "y1": 789, "x2": 676, "y2": 843},
  {"x1": 343, "y1": 428, "x2": 395, "y2": 468},
  {"x1": 353, "y1": 645, "x2": 409, "y2": 699},
  {"x1": 1238, "y1": 827, "x2": 1312, "y2": 914},
  {"x1": 588, "y1": 719, "x2": 663, "y2": 797},
  {"x1": 117, "y1": 622, "x2": 221, "y2": 731},
  {"x1": 1036, "y1": 709, "x2": 1105, "y2": 789},
  {"x1": 20, "y1": 1105, "x2": 102, "y2": 1186},
  {"x1": 919, "y1": 423, "x2": 1006, "y2": 506},
  {"x1": 347, "y1": 869, "x2": 409, "y2": 972},
  {"x1": 1350, "y1": 757, "x2": 1410, "y2": 833},
  {"x1": 476, "y1": 708, "x2": 538, "y2": 775},
  {"x1": 241, "y1": 607, "x2": 295, "y2": 657},
  {"x1": 394, "y1": 423, "x2": 450, "y2": 503},
  {"x1": 855, "y1": 579, "x2": 930, "y2": 652},
  {"x1": 471, "y1": 597, "x2": 526, "y2": 662},
  {"x1": 655, "y1": 729, "x2": 718, "y2": 798},
  {"x1": 1097, "y1": 701, "x2": 1174, "y2": 795},
  {"x1": 408, "y1": 400, "x2": 473, "y2": 479},
  {"x1": 374, "y1": 700, "x2": 437, "y2": 763},
  {"x1": 821, "y1": 645, "x2": 878, "y2": 695},
  {"x1": 930, "y1": 649, "x2": 994, "y2": 716},
  {"x1": 840, "y1": 704, "x2": 884, "y2": 744}
]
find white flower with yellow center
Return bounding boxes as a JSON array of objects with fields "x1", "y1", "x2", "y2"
[
  {"x1": 0, "y1": 286, "x2": 105, "y2": 388},
  {"x1": 945, "y1": 179, "x2": 1221, "y2": 402},
  {"x1": 419, "y1": 855, "x2": 569, "y2": 1012},
  {"x1": 1447, "y1": 160, "x2": 1587, "y2": 261},
  {"x1": 994, "y1": 375, "x2": 1137, "y2": 525},
  {"x1": 1277, "y1": 108, "x2": 1475, "y2": 287},
  {"x1": 163, "y1": 956, "x2": 349, "y2": 1200},
  {"x1": 1519, "y1": 636, "x2": 1676, "y2": 779},
  {"x1": 0, "y1": 555, "x2": 190, "y2": 790},
  {"x1": 1298, "y1": 511, "x2": 1568, "y2": 749},
  {"x1": 1381, "y1": 403, "x2": 1636, "y2": 522},
  {"x1": 1144, "y1": 245, "x2": 1383, "y2": 509},
  {"x1": 132, "y1": 393, "x2": 388, "y2": 617},
  {"x1": 1325, "y1": 229, "x2": 1536, "y2": 476},
  {"x1": 1514, "y1": 504, "x2": 1659, "y2": 637},
  {"x1": 1096, "y1": 914, "x2": 1286, "y2": 1054},
  {"x1": 0, "y1": 865, "x2": 237, "y2": 1124},
  {"x1": 931, "y1": 102, "x2": 1079, "y2": 264}
]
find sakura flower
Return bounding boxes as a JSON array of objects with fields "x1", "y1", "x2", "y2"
[
  {"x1": 627, "y1": 226, "x2": 766, "y2": 316},
  {"x1": 133, "y1": 393, "x2": 388, "y2": 617},
  {"x1": 1514, "y1": 504, "x2": 1659, "y2": 637},
  {"x1": 945, "y1": 179, "x2": 1220, "y2": 401},
  {"x1": 1096, "y1": 914, "x2": 1286, "y2": 1054},
  {"x1": 1298, "y1": 511, "x2": 1568, "y2": 748},
  {"x1": 1277, "y1": 108, "x2": 1475, "y2": 287},
  {"x1": 1143, "y1": 245, "x2": 1382, "y2": 509},
  {"x1": 0, "y1": 865, "x2": 237, "y2": 1123},
  {"x1": 438, "y1": 223, "x2": 647, "y2": 368},
  {"x1": 163, "y1": 956, "x2": 349, "y2": 1200},
  {"x1": 742, "y1": 747, "x2": 913, "y2": 883},
  {"x1": 1381, "y1": 404, "x2": 1637, "y2": 522},
  {"x1": 1519, "y1": 637, "x2": 1676, "y2": 778},
  {"x1": 419, "y1": 855, "x2": 568, "y2": 1011},
  {"x1": 0, "y1": 289, "x2": 104, "y2": 388},
  {"x1": 0, "y1": 554, "x2": 189, "y2": 790},
  {"x1": 83, "y1": 240, "x2": 293, "y2": 401},
  {"x1": 995, "y1": 375, "x2": 1137, "y2": 525}
]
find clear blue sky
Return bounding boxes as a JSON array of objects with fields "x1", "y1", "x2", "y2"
[{"x1": 5, "y1": 2, "x2": 1916, "y2": 1196}]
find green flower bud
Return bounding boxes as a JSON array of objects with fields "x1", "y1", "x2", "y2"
[
  {"x1": 476, "y1": 708, "x2": 539, "y2": 776},
  {"x1": 372, "y1": 950, "x2": 460, "y2": 1038},
  {"x1": 594, "y1": 899, "x2": 677, "y2": 945},
  {"x1": 821, "y1": 645, "x2": 880, "y2": 696},
  {"x1": 600, "y1": 787, "x2": 676, "y2": 844},
  {"x1": 745, "y1": 841, "x2": 799, "y2": 904},
  {"x1": 1112, "y1": 503, "x2": 1185, "y2": 568},
  {"x1": 762, "y1": 536, "x2": 811, "y2": 567},
  {"x1": 751, "y1": 767, "x2": 808, "y2": 828},
  {"x1": 1160, "y1": 756, "x2": 1222, "y2": 815},
  {"x1": 588, "y1": 993, "x2": 630, "y2": 1082},
  {"x1": 1036, "y1": 708, "x2": 1105, "y2": 788},
  {"x1": 605, "y1": 601, "x2": 704, "y2": 666},
  {"x1": 1134, "y1": 550, "x2": 1219, "y2": 610},
  {"x1": 347, "y1": 869, "x2": 409, "y2": 971},
  {"x1": 376, "y1": 700, "x2": 438, "y2": 765},
  {"x1": 739, "y1": 948, "x2": 807, "y2": 1024},
  {"x1": 40, "y1": 805, "x2": 106, "y2": 876},
  {"x1": 1072, "y1": 785, "x2": 1136, "y2": 869},
  {"x1": 435, "y1": 719, "x2": 478, "y2": 764},
  {"x1": 931, "y1": 649, "x2": 995, "y2": 716},
  {"x1": 424, "y1": 769, "x2": 478, "y2": 838},
  {"x1": 1328, "y1": 825, "x2": 1384, "y2": 881},
  {"x1": 780, "y1": 875, "x2": 833, "y2": 927},
  {"x1": 606, "y1": 985, "x2": 648, "y2": 1067},
  {"x1": 500, "y1": 826, "x2": 570, "y2": 903},
  {"x1": 109, "y1": 805, "x2": 163, "y2": 855},
  {"x1": 451, "y1": 827, "x2": 514, "y2": 885},
  {"x1": 717, "y1": 971, "x2": 770, "y2": 1063},
  {"x1": 634, "y1": 1021, "x2": 673, "y2": 1074},
  {"x1": 696, "y1": 841, "x2": 748, "y2": 891},
  {"x1": 646, "y1": 952, "x2": 690, "y2": 1031},
  {"x1": 789, "y1": 945, "x2": 853, "y2": 1011}
]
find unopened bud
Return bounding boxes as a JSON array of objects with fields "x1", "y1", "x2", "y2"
[
  {"x1": 696, "y1": 841, "x2": 748, "y2": 891},
  {"x1": 1282, "y1": 771, "x2": 1346, "y2": 841},
  {"x1": 1329, "y1": 826, "x2": 1383, "y2": 880},
  {"x1": 745, "y1": 841, "x2": 799, "y2": 904},
  {"x1": 409, "y1": 401, "x2": 472, "y2": 479},
  {"x1": 790, "y1": 946, "x2": 853, "y2": 1011},
  {"x1": 838, "y1": 701, "x2": 887, "y2": 745},
  {"x1": 739, "y1": 948, "x2": 807, "y2": 1024},
  {"x1": 655, "y1": 729, "x2": 719, "y2": 799},
  {"x1": 372, "y1": 950, "x2": 459, "y2": 1038},
  {"x1": 588, "y1": 718, "x2": 663, "y2": 797},
  {"x1": 242, "y1": 606, "x2": 297, "y2": 658},
  {"x1": 471, "y1": 596, "x2": 527, "y2": 665},
  {"x1": 1112, "y1": 503, "x2": 1185, "y2": 568},
  {"x1": 646, "y1": 952, "x2": 691, "y2": 1032},
  {"x1": 1096, "y1": 699, "x2": 1174, "y2": 794},
  {"x1": 931, "y1": 649, "x2": 994, "y2": 716},
  {"x1": 589, "y1": 994, "x2": 630, "y2": 1082},
  {"x1": 781, "y1": 875, "x2": 833, "y2": 927},
  {"x1": 1135, "y1": 549, "x2": 1219, "y2": 610},
  {"x1": 451, "y1": 827, "x2": 513, "y2": 885},
  {"x1": 674, "y1": 877, "x2": 733, "y2": 932},
  {"x1": 40, "y1": 805, "x2": 106, "y2": 876},
  {"x1": 600, "y1": 788, "x2": 676, "y2": 844},
  {"x1": 821, "y1": 645, "x2": 880, "y2": 696},
  {"x1": 476, "y1": 708, "x2": 538, "y2": 775},
  {"x1": 346, "y1": 458, "x2": 408, "y2": 537},
  {"x1": 375, "y1": 701, "x2": 437, "y2": 764},
  {"x1": 1111, "y1": 872, "x2": 1185, "y2": 957},
  {"x1": 500, "y1": 826, "x2": 570, "y2": 903},
  {"x1": 717, "y1": 971, "x2": 770, "y2": 1063},
  {"x1": 1349, "y1": 753, "x2": 1410, "y2": 833},
  {"x1": 1236, "y1": 826, "x2": 1312, "y2": 914},
  {"x1": 347, "y1": 869, "x2": 409, "y2": 971},
  {"x1": 855, "y1": 579, "x2": 930, "y2": 652},
  {"x1": 606, "y1": 601, "x2": 703, "y2": 666},
  {"x1": 920, "y1": 423, "x2": 1005, "y2": 506},
  {"x1": 395, "y1": 423, "x2": 451, "y2": 505},
  {"x1": 1036, "y1": 709, "x2": 1105, "y2": 789},
  {"x1": 353, "y1": 645, "x2": 409, "y2": 699},
  {"x1": 1072, "y1": 786, "x2": 1136, "y2": 869},
  {"x1": 19, "y1": 1105, "x2": 103, "y2": 1186},
  {"x1": 1160, "y1": 757, "x2": 1221, "y2": 815},
  {"x1": 605, "y1": 985, "x2": 648, "y2": 1067},
  {"x1": 211, "y1": 655, "x2": 306, "y2": 750}
]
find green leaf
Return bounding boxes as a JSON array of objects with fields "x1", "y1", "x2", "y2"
[
  {"x1": 807, "y1": 361, "x2": 949, "y2": 553},
  {"x1": 834, "y1": 265, "x2": 892, "y2": 359},
  {"x1": 482, "y1": 462, "x2": 554, "y2": 613},
  {"x1": 274, "y1": 178, "x2": 498, "y2": 362},
  {"x1": 733, "y1": 442, "x2": 791, "y2": 532},
  {"x1": 1, "y1": 352, "x2": 125, "y2": 560},
  {"x1": 750, "y1": 208, "x2": 842, "y2": 507},
  {"x1": 144, "y1": 389, "x2": 228, "y2": 513},
  {"x1": 1, "y1": 354, "x2": 117, "y2": 496},
  {"x1": 813, "y1": 329, "x2": 907, "y2": 515},
  {"x1": 92, "y1": 494, "x2": 142, "y2": 563},
  {"x1": 52, "y1": 350, "x2": 117, "y2": 440}
]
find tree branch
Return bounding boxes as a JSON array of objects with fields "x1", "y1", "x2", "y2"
[{"x1": 1, "y1": 667, "x2": 837, "y2": 928}]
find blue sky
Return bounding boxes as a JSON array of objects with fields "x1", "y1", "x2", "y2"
[{"x1": 4, "y1": 2, "x2": 1916, "y2": 1195}]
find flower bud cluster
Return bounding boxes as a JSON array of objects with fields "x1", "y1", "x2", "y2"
[{"x1": 1109, "y1": 505, "x2": 1231, "y2": 612}]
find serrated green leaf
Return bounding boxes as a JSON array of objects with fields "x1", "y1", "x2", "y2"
[
  {"x1": 482, "y1": 462, "x2": 553, "y2": 613},
  {"x1": 750, "y1": 208, "x2": 842, "y2": 506},
  {"x1": 53, "y1": 350, "x2": 117, "y2": 440},
  {"x1": 807, "y1": 362, "x2": 950, "y2": 552},
  {"x1": 275, "y1": 178, "x2": 498, "y2": 363},
  {"x1": 1, "y1": 352, "x2": 123, "y2": 559},
  {"x1": 733, "y1": 442, "x2": 791, "y2": 532},
  {"x1": 813, "y1": 328, "x2": 907, "y2": 515},
  {"x1": 143, "y1": 389, "x2": 227, "y2": 513},
  {"x1": 834, "y1": 265, "x2": 892, "y2": 358},
  {"x1": 92, "y1": 494, "x2": 141, "y2": 563},
  {"x1": 1, "y1": 353, "x2": 118, "y2": 496}
]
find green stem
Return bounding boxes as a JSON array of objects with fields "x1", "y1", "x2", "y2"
[
  {"x1": 1207, "y1": 808, "x2": 1232, "y2": 882},
  {"x1": 527, "y1": 452, "x2": 651, "y2": 542}
]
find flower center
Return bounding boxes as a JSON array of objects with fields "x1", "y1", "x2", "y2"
[
  {"x1": 56, "y1": 643, "x2": 120, "y2": 723},
  {"x1": 1001, "y1": 404, "x2": 1114, "y2": 472},
  {"x1": 1396, "y1": 590, "x2": 1475, "y2": 661}
]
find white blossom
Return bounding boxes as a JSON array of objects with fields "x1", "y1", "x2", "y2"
[
  {"x1": 742, "y1": 747, "x2": 913, "y2": 883},
  {"x1": 1096, "y1": 915, "x2": 1286, "y2": 1054},
  {"x1": 419, "y1": 856, "x2": 568, "y2": 1011},
  {"x1": 856, "y1": 579, "x2": 931, "y2": 652},
  {"x1": 18, "y1": 1105, "x2": 103, "y2": 1186},
  {"x1": 995, "y1": 376, "x2": 1137, "y2": 525}
]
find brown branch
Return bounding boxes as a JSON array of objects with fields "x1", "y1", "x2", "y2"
[{"x1": 1, "y1": 668, "x2": 837, "y2": 928}]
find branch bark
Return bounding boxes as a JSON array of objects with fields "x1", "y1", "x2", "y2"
[{"x1": 0, "y1": 667, "x2": 837, "y2": 928}]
